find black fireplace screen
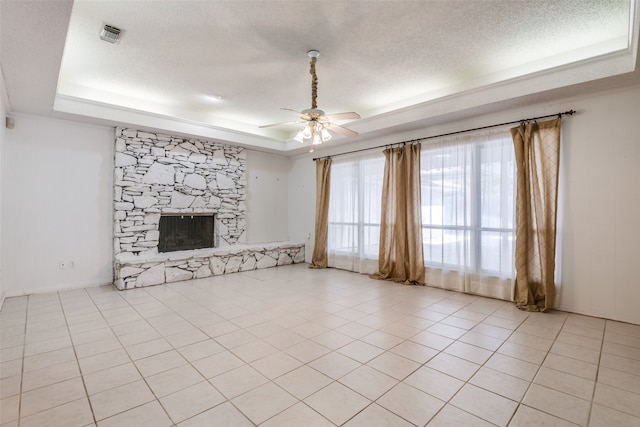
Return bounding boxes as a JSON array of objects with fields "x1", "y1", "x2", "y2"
[{"x1": 158, "y1": 214, "x2": 215, "y2": 252}]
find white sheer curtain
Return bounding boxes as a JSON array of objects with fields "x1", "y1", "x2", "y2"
[
  {"x1": 421, "y1": 129, "x2": 515, "y2": 300},
  {"x1": 327, "y1": 153, "x2": 385, "y2": 274}
]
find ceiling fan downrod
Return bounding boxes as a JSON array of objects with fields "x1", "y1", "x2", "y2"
[{"x1": 308, "y1": 50, "x2": 320, "y2": 110}]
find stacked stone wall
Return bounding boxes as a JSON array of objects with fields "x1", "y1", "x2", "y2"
[
  {"x1": 114, "y1": 243, "x2": 305, "y2": 290},
  {"x1": 113, "y1": 128, "x2": 246, "y2": 257}
]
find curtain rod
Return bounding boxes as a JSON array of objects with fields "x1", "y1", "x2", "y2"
[{"x1": 312, "y1": 109, "x2": 576, "y2": 161}]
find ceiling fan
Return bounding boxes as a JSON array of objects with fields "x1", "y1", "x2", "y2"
[{"x1": 260, "y1": 50, "x2": 361, "y2": 148}]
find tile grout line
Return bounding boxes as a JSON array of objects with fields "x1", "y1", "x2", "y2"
[
  {"x1": 16, "y1": 294, "x2": 29, "y2": 427},
  {"x1": 586, "y1": 320, "x2": 607, "y2": 427},
  {"x1": 432, "y1": 299, "x2": 526, "y2": 426},
  {"x1": 95, "y1": 286, "x2": 181, "y2": 426},
  {"x1": 60, "y1": 288, "x2": 99, "y2": 427},
  {"x1": 504, "y1": 312, "x2": 565, "y2": 426},
  {"x1": 5, "y1": 266, "x2": 640, "y2": 426}
]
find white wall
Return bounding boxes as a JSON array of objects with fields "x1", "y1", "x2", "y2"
[
  {"x1": 245, "y1": 150, "x2": 289, "y2": 243},
  {"x1": 555, "y1": 84, "x2": 640, "y2": 325},
  {"x1": 0, "y1": 68, "x2": 7, "y2": 307},
  {"x1": 288, "y1": 83, "x2": 640, "y2": 325},
  {"x1": 2, "y1": 114, "x2": 114, "y2": 296},
  {"x1": 287, "y1": 150, "x2": 316, "y2": 259},
  {"x1": 0, "y1": 115, "x2": 292, "y2": 297}
]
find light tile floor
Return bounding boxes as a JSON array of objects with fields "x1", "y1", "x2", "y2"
[{"x1": 1, "y1": 264, "x2": 640, "y2": 426}]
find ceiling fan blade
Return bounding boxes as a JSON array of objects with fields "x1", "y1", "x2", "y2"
[
  {"x1": 326, "y1": 123, "x2": 359, "y2": 138},
  {"x1": 324, "y1": 112, "x2": 361, "y2": 121},
  {"x1": 259, "y1": 120, "x2": 303, "y2": 129},
  {"x1": 280, "y1": 108, "x2": 309, "y2": 119}
]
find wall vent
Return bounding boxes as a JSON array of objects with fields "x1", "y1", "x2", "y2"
[{"x1": 100, "y1": 24, "x2": 122, "y2": 44}]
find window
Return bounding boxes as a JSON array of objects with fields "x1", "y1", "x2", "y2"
[
  {"x1": 327, "y1": 154, "x2": 384, "y2": 273},
  {"x1": 325, "y1": 129, "x2": 516, "y2": 300},
  {"x1": 421, "y1": 131, "x2": 515, "y2": 280}
]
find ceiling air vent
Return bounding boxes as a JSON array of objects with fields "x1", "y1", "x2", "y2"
[{"x1": 100, "y1": 24, "x2": 122, "y2": 44}]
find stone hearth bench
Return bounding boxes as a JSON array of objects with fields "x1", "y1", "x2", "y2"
[{"x1": 114, "y1": 241, "x2": 305, "y2": 290}]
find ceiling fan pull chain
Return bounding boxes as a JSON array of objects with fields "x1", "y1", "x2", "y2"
[{"x1": 310, "y1": 56, "x2": 318, "y2": 109}]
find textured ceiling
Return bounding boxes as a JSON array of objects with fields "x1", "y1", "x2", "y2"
[{"x1": 1, "y1": 1, "x2": 638, "y2": 154}]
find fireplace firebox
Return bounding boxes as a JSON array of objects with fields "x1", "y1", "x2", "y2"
[{"x1": 158, "y1": 214, "x2": 215, "y2": 252}]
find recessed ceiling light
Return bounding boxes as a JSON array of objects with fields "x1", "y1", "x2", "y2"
[
  {"x1": 100, "y1": 24, "x2": 123, "y2": 44},
  {"x1": 207, "y1": 94, "x2": 224, "y2": 101}
]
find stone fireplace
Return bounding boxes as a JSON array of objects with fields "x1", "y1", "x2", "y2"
[
  {"x1": 113, "y1": 128, "x2": 246, "y2": 258},
  {"x1": 113, "y1": 128, "x2": 304, "y2": 290}
]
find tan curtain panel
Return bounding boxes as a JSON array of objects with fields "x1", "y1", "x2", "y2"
[
  {"x1": 372, "y1": 144, "x2": 425, "y2": 284},
  {"x1": 309, "y1": 158, "x2": 332, "y2": 268},
  {"x1": 511, "y1": 118, "x2": 561, "y2": 311}
]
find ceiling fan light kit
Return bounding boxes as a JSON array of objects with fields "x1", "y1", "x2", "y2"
[
  {"x1": 293, "y1": 121, "x2": 332, "y2": 145},
  {"x1": 260, "y1": 49, "x2": 360, "y2": 151}
]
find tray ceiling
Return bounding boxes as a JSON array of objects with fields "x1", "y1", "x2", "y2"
[{"x1": 2, "y1": 1, "x2": 638, "y2": 154}]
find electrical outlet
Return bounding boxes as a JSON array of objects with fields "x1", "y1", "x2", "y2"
[
  {"x1": 69, "y1": 261, "x2": 76, "y2": 269},
  {"x1": 59, "y1": 261, "x2": 67, "y2": 269},
  {"x1": 307, "y1": 232, "x2": 311, "y2": 239}
]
